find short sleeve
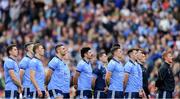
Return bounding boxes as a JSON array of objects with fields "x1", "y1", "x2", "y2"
[
  {"x1": 19, "y1": 58, "x2": 27, "y2": 70},
  {"x1": 124, "y1": 62, "x2": 132, "y2": 73},
  {"x1": 76, "y1": 62, "x2": 83, "y2": 73},
  {"x1": 107, "y1": 61, "x2": 115, "y2": 73},
  {"x1": 48, "y1": 58, "x2": 57, "y2": 71},
  {"x1": 30, "y1": 60, "x2": 37, "y2": 71},
  {"x1": 4, "y1": 60, "x2": 14, "y2": 70}
]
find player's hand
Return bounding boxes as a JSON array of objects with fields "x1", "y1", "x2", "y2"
[
  {"x1": 155, "y1": 87, "x2": 158, "y2": 92},
  {"x1": 103, "y1": 86, "x2": 108, "y2": 93},
  {"x1": 123, "y1": 91, "x2": 126, "y2": 96},
  {"x1": 18, "y1": 85, "x2": 23, "y2": 94},
  {"x1": 37, "y1": 89, "x2": 43, "y2": 97},
  {"x1": 45, "y1": 90, "x2": 49, "y2": 97},
  {"x1": 139, "y1": 89, "x2": 143, "y2": 97},
  {"x1": 74, "y1": 85, "x2": 78, "y2": 90}
]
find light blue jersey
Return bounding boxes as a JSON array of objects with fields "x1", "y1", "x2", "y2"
[
  {"x1": 29, "y1": 57, "x2": 45, "y2": 92},
  {"x1": 107, "y1": 58, "x2": 124, "y2": 91},
  {"x1": 124, "y1": 60, "x2": 140, "y2": 92},
  {"x1": 76, "y1": 59, "x2": 92, "y2": 90},
  {"x1": 19, "y1": 55, "x2": 32, "y2": 88},
  {"x1": 48, "y1": 56, "x2": 70, "y2": 93},
  {"x1": 4, "y1": 57, "x2": 20, "y2": 90},
  {"x1": 136, "y1": 63, "x2": 143, "y2": 90}
]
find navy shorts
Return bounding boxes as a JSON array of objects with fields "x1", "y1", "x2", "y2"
[
  {"x1": 107, "y1": 90, "x2": 123, "y2": 98},
  {"x1": 125, "y1": 92, "x2": 140, "y2": 98},
  {"x1": 76, "y1": 90, "x2": 92, "y2": 98},
  {"x1": 158, "y1": 90, "x2": 173, "y2": 98},
  {"x1": 48, "y1": 89, "x2": 63, "y2": 98},
  {"x1": 30, "y1": 91, "x2": 46, "y2": 98},
  {"x1": 5, "y1": 90, "x2": 19, "y2": 98},
  {"x1": 63, "y1": 93, "x2": 70, "y2": 98},
  {"x1": 94, "y1": 90, "x2": 107, "y2": 98},
  {"x1": 22, "y1": 87, "x2": 30, "y2": 98}
]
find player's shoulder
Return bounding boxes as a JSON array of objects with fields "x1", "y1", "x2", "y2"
[
  {"x1": 50, "y1": 56, "x2": 60, "y2": 63},
  {"x1": 124, "y1": 60, "x2": 133, "y2": 66},
  {"x1": 78, "y1": 60, "x2": 85, "y2": 64},
  {"x1": 5, "y1": 57, "x2": 15, "y2": 63},
  {"x1": 30, "y1": 58, "x2": 38, "y2": 63},
  {"x1": 108, "y1": 59, "x2": 116, "y2": 65},
  {"x1": 20, "y1": 56, "x2": 29, "y2": 62}
]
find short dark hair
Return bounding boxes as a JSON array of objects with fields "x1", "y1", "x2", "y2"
[
  {"x1": 6, "y1": 44, "x2": 17, "y2": 56},
  {"x1": 33, "y1": 43, "x2": 43, "y2": 53},
  {"x1": 24, "y1": 42, "x2": 34, "y2": 50},
  {"x1": 81, "y1": 47, "x2": 91, "y2": 58},
  {"x1": 137, "y1": 48, "x2": 147, "y2": 55},
  {"x1": 55, "y1": 44, "x2": 64, "y2": 53},
  {"x1": 97, "y1": 51, "x2": 106, "y2": 60},
  {"x1": 110, "y1": 46, "x2": 120, "y2": 55},
  {"x1": 127, "y1": 48, "x2": 137, "y2": 55}
]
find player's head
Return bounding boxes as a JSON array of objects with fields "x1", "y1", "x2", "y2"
[
  {"x1": 7, "y1": 44, "x2": 18, "y2": 57},
  {"x1": 24, "y1": 42, "x2": 34, "y2": 54},
  {"x1": 136, "y1": 48, "x2": 147, "y2": 63},
  {"x1": 33, "y1": 43, "x2": 45, "y2": 56},
  {"x1": 162, "y1": 49, "x2": 173, "y2": 64},
  {"x1": 81, "y1": 47, "x2": 93, "y2": 59},
  {"x1": 127, "y1": 48, "x2": 138, "y2": 60},
  {"x1": 55, "y1": 44, "x2": 67, "y2": 56},
  {"x1": 111, "y1": 46, "x2": 123, "y2": 59},
  {"x1": 97, "y1": 51, "x2": 107, "y2": 63}
]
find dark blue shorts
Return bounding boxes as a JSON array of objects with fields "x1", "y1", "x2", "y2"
[
  {"x1": 30, "y1": 91, "x2": 46, "y2": 98},
  {"x1": 107, "y1": 90, "x2": 123, "y2": 98},
  {"x1": 158, "y1": 90, "x2": 173, "y2": 98},
  {"x1": 48, "y1": 89, "x2": 63, "y2": 98},
  {"x1": 94, "y1": 90, "x2": 107, "y2": 98},
  {"x1": 5, "y1": 90, "x2": 19, "y2": 98},
  {"x1": 125, "y1": 92, "x2": 139, "y2": 98},
  {"x1": 76, "y1": 90, "x2": 92, "y2": 98},
  {"x1": 22, "y1": 87, "x2": 30, "y2": 98},
  {"x1": 63, "y1": 93, "x2": 70, "y2": 98}
]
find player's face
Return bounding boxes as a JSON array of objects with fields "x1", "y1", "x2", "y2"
[
  {"x1": 10, "y1": 47, "x2": 18, "y2": 57},
  {"x1": 28, "y1": 44, "x2": 34, "y2": 54},
  {"x1": 63, "y1": 51, "x2": 70, "y2": 60},
  {"x1": 38, "y1": 45, "x2": 45, "y2": 56},
  {"x1": 59, "y1": 46, "x2": 67, "y2": 56},
  {"x1": 100, "y1": 53, "x2": 108, "y2": 63},
  {"x1": 86, "y1": 50, "x2": 93, "y2": 59},
  {"x1": 165, "y1": 53, "x2": 173, "y2": 63},
  {"x1": 137, "y1": 51, "x2": 146, "y2": 63},
  {"x1": 116, "y1": 48, "x2": 123, "y2": 59},
  {"x1": 131, "y1": 50, "x2": 137, "y2": 60}
]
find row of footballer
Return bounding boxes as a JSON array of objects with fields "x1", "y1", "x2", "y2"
[{"x1": 3, "y1": 42, "x2": 174, "y2": 98}]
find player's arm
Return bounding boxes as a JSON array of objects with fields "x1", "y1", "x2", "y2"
[
  {"x1": 123, "y1": 73, "x2": 129, "y2": 92},
  {"x1": 19, "y1": 69, "x2": 25, "y2": 83},
  {"x1": 30, "y1": 69, "x2": 43, "y2": 97},
  {"x1": 45, "y1": 68, "x2": 53, "y2": 85},
  {"x1": 105, "y1": 71, "x2": 112, "y2": 86},
  {"x1": 73, "y1": 71, "x2": 80, "y2": 89},
  {"x1": 9, "y1": 69, "x2": 22, "y2": 88},
  {"x1": 92, "y1": 68, "x2": 98, "y2": 89},
  {"x1": 30, "y1": 69, "x2": 40, "y2": 90},
  {"x1": 92, "y1": 77, "x2": 96, "y2": 89}
]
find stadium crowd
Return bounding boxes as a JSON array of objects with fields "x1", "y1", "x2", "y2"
[{"x1": 0, "y1": 0, "x2": 180, "y2": 98}]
